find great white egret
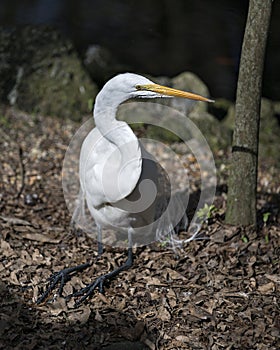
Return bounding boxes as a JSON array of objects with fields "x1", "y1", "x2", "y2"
[{"x1": 37, "y1": 73, "x2": 213, "y2": 306}]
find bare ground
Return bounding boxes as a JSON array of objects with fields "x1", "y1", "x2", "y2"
[{"x1": 0, "y1": 107, "x2": 279, "y2": 349}]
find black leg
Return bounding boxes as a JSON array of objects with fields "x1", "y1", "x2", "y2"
[
  {"x1": 36, "y1": 262, "x2": 91, "y2": 304},
  {"x1": 36, "y1": 230, "x2": 133, "y2": 307},
  {"x1": 97, "y1": 241, "x2": 103, "y2": 256},
  {"x1": 73, "y1": 247, "x2": 133, "y2": 307}
]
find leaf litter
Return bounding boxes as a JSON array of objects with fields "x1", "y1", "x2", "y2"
[{"x1": 0, "y1": 107, "x2": 279, "y2": 349}]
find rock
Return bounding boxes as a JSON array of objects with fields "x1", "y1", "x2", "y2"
[
  {"x1": 118, "y1": 100, "x2": 232, "y2": 150},
  {"x1": 259, "y1": 98, "x2": 280, "y2": 163},
  {"x1": 171, "y1": 72, "x2": 211, "y2": 114},
  {"x1": 118, "y1": 100, "x2": 182, "y2": 143},
  {"x1": 0, "y1": 26, "x2": 98, "y2": 121},
  {"x1": 151, "y1": 72, "x2": 211, "y2": 116},
  {"x1": 223, "y1": 97, "x2": 275, "y2": 130},
  {"x1": 222, "y1": 103, "x2": 235, "y2": 130},
  {"x1": 261, "y1": 97, "x2": 274, "y2": 120},
  {"x1": 188, "y1": 110, "x2": 232, "y2": 151}
]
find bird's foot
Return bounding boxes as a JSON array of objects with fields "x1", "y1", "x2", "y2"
[
  {"x1": 71, "y1": 274, "x2": 107, "y2": 307},
  {"x1": 37, "y1": 248, "x2": 133, "y2": 307},
  {"x1": 36, "y1": 262, "x2": 91, "y2": 305},
  {"x1": 71, "y1": 248, "x2": 133, "y2": 307}
]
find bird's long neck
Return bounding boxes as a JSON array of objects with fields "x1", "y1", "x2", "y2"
[{"x1": 93, "y1": 92, "x2": 136, "y2": 147}]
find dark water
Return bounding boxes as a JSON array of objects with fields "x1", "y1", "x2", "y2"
[{"x1": 1, "y1": 0, "x2": 279, "y2": 100}]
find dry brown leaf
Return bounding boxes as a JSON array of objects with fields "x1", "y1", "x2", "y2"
[
  {"x1": 0, "y1": 240, "x2": 15, "y2": 257},
  {"x1": 48, "y1": 297, "x2": 68, "y2": 316},
  {"x1": 142, "y1": 276, "x2": 167, "y2": 286},
  {"x1": 0, "y1": 108, "x2": 279, "y2": 350},
  {"x1": 0, "y1": 263, "x2": 5, "y2": 273},
  {"x1": 21, "y1": 232, "x2": 61, "y2": 244},
  {"x1": 175, "y1": 335, "x2": 189, "y2": 342},
  {"x1": 167, "y1": 288, "x2": 177, "y2": 307},
  {"x1": 115, "y1": 297, "x2": 126, "y2": 311},
  {"x1": 97, "y1": 292, "x2": 110, "y2": 304},
  {"x1": 0, "y1": 216, "x2": 33, "y2": 226},
  {"x1": 10, "y1": 270, "x2": 20, "y2": 285},
  {"x1": 68, "y1": 306, "x2": 91, "y2": 324},
  {"x1": 95, "y1": 310, "x2": 103, "y2": 322},
  {"x1": 264, "y1": 274, "x2": 280, "y2": 284},
  {"x1": 157, "y1": 305, "x2": 171, "y2": 321},
  {"x1": 189, "y1": 304, "x2": 213, "y2": 320},
  {"x1": 258, "y1": 282, "x2": 275, "y2": 294},
  {"x1": 13, "y1": 225, "x2": 36, "y2": 233},
  {"x1": 165, "y1": 267, "x2": 188, "y2": 281},
  {"x1": 223, "y1": 291, "x2": 249, "y2": 299}
]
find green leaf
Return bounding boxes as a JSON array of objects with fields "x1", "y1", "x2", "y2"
[
  {"x1": 241, "y1": 235, "x2": 249, "y2": 243},
  {"x1": 262, "y1": 212, "x2": 271, "y2": 224}
]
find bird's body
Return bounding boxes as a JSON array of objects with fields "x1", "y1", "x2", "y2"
[
  {"x1": 79, "y1": 126, "x2": 158, "y2": 233},
  {"x1": 37, "y1": 73, "x2": 213, "y2": 306},
  {"x1": 77, "y1": 73, "x2": 212, "y2": 245}
]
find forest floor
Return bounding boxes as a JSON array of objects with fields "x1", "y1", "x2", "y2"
[{"x1": 0, "y1": 107, "x2": 279, "y2": 350}]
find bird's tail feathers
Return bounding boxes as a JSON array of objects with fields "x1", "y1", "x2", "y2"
[{"x1": 155, "y1": 188, "x2": 202, "y2": 251}]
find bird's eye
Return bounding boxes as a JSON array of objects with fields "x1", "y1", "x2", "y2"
[{"x1": 135, "y1": 85, "x2": 142, "y2": 90}]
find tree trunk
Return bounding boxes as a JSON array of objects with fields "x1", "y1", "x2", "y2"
[{"x1": 225, "y1": 0, "x2": 272, "y2": 226}]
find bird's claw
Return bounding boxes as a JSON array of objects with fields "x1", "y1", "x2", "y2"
[
  {"x1": 36, "y1": 262, "x2": 91, "y2": 305},
  {"x1": 71, "y1": 275, "x2": 107, "y2": 307},
  {"x1": 36, "y1": 271, "x2": 66, "y2": 304},
  {"x1": 36, "y1": 251, "x2": 132, "y2": 306}
]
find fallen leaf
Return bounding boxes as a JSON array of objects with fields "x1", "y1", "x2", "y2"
[
  {"x1": 0, "y1": 240, "x2": 15, "y2": 257},
  {"x1": 10, "y1": 270, "x2": 20, "y2": 285},
  {"x1": 48, "y1": 297, "x2": 67, "y2": 316},
  {"x1": 95, "y1": 310, "x2": 103, "y2": 322},
  {"x1": 176, "y1": 335, "x2": 189, "y2": 342},
  {"x1": 166, "y1": 268, "x2": 187, "y2": 281},
  {"x1": 68, "y1": 306, "x2": 91, "y2": 324},
  {"x1": 21, "y1": 233, "x2": 61, "y2": 244},
  {"x1": 0, "y1": 216, "x2": 33, "y2": 226},
  {"x1": 157, "y1": 305, "x2": 171, "y2": 321},
  {"x1": 264, "y1": 274, "x2": 280, "y2": 284},
  {"x1": 258, "y1": 282, "x2": 275, "y2": 294}
]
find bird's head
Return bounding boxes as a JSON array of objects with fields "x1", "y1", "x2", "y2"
[{"x1": 96, "y1": 73, "x2": 214, "y2": 108}]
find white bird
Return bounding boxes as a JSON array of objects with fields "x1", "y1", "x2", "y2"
[{"x1": 37, "y1": 73, "x2": 213, "y2": 306}]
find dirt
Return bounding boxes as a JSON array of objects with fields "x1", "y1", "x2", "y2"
[{"x1": 0, "y1": 107, "x2": 279, "y2": 349}]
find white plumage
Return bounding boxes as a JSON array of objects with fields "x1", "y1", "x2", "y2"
[
  {"x1": 37, "y1": 73, "x2": 213, "y2": 305},
  {"x1": 75, "y1": 73, "x2": 212, "y2": 248}
]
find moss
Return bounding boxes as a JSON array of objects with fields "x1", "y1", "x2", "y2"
[
  {"x1": 145, "y1": 125, "x2": 181, "y2": 143},
  {"x1": 0, "y1": 113, "x2": 10, "y2": 127},
  {"x1": 0, "y1": 26, "x2": 98, "y2": 121},
  {"x1": 18, "y1": 55, "x2": 97, "y2": 121}
]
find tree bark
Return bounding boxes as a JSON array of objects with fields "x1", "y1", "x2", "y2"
[{"x1": 225, "y1": 0, "x2": 272, "y2": 226}]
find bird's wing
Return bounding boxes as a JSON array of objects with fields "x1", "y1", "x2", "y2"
[{"x1": 79, "y1": 126, "x2": 142, "y2": 208}]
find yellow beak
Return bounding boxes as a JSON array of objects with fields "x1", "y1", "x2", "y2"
[{"x1": 136, "y1": 83, "x2": 214, "y2": 103}]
